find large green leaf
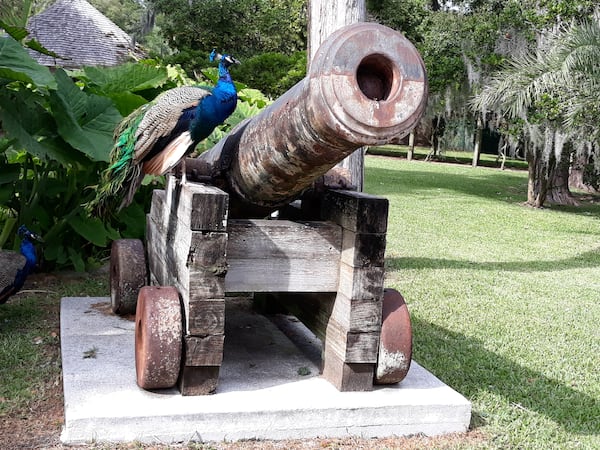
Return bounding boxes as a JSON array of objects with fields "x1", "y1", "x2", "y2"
[
  {"x1": 0, "y1": 162, "x2": 20, "y2": 185},
  {"x1": 25, "y1": 38, "x2": 61, "y2": 59},
  {"x1": 0, "y1": 21, "x2": 28, "y2": 41},
  {"x1": 0, "y1": 91, "x2": 79, "y2": 165},
  {"x1": 0, "y1": 35, "x2": 56, "y2": 89},
  {"x1": 49, "y1": 69, "x2": 122, "y2": 162},
  {"x1": 106, "y1": 91, "x2": 149, "y2": 116},
  {"x1": 83, "y1": 63, "x2": 169, "y2": 94},
  {"x1": 117, "y1": 201, "x2": 146, "y2": 238},
  {"x1": 67, "y1": 214, "x2": 114, "y2": 247},
  {"x1": 67, "y1": 246, "x2": 86, "y2": 272}
]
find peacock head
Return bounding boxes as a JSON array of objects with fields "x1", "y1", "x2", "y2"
[
  {"x1": 17, "y1": 225, "x2": 43, "y2": 243},
  {"x1": 209, "y1": 48, "x2": 240, "y2": 68}
]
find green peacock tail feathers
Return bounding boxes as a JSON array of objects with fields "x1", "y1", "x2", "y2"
[{"x1": 84, "y1": 110, "x2": 146, "y2": 218}]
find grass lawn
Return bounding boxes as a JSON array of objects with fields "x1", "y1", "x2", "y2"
[
  {"x1": 365, "y1": 155, "x2": 600, "y2": 449},
  {"x1": 0, "y1": 155, "x2": 598, "y2": 449},
  {"x1": 367, "y1": 145, "x2": 529, "y2": 170}
]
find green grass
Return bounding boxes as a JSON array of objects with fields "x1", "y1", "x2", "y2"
[
  {"x1": 366, "y1": 155, "x2": 600, "y2": 449},
  {"x1": 368, "y1": 144, "x2": 529, "y2": 170},
  {"x1": 0, "y1": 273, "x2": 107, "y2": 416}
]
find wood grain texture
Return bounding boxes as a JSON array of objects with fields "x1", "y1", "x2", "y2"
[
  {"x1": 325, "y1": 318, "x2": 379, "y2": 363},
  {"x1": 187, "y1": 299, "x2": 225, "y2": 335},
  {"x1": 337, "y1": 261, "x2": 385, "y2": 301},
  {"x1": 147, "y1": 179, "x2": 228, "y2": 337},
  {"x1": 178, "y1": 365, "x2": 220, "y2": 396},
  {"x1": 178, "y1": 182, "x2": 229, "y2": 232},
  {"x1": 321, "y1": 189, "x2": 389, "y2": 233},
  {"x1": 184, "y1": 335, "x2": 225, "y2": 366},
  {"x1": 341, "y1": 230, "x2": 386, "y2": 268},
  {"x1": 322, "y1": 345, "x2": 374, "y2": 392},
  {"x1": 225, "y1": 219, "x2": 342, "y2": 292},
  {"x1": 329, "y1": 291, "x2": 382, "y2": 333}
]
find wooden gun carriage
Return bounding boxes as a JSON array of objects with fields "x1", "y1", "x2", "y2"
[{"x1": 110, "y1": 23, "x2": 428, "y2": 395}]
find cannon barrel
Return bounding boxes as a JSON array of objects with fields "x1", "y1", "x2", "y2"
[{"x1": 198, "y1": 22, "x2": 428, "y2": 209}]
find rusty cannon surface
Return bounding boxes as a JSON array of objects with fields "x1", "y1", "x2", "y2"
[
  {"x1": 193, "y1": 22, "x2": 427, "y2": 212},
  {"x1": 110, "y1": 22, "x2": 427, "y2": 395}
]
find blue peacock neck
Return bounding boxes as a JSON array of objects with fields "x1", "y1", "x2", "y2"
[
  {"x1": 215, "y1": 63, "x2": 237, "y2": 99},
  {"x1": 20, "y1": 239, "x2": 38, "y2": 273}
]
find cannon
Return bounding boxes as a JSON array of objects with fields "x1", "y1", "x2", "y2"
[{"x1": 110, "y1": 22, "x2": 427, "y2": 395}]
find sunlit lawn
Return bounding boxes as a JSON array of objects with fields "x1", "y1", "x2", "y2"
[{"x1": 366, "y1": 155, "x2": 600, "y2": 449}]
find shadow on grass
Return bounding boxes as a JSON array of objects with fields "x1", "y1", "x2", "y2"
[
  {"x1": 387, "y1": 248, "x2": 600, "y2": 273},
  {"x1": 412, "y1": 317, "x2": 599, "y2": 435}
]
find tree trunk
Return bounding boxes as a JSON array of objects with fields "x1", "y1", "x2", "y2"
[
  {"x1": 472, "y1": 114, "x2": 482, "y2": 168},
  {"x1": 407, "y1": 131, "x2": 415, "y2": 161},
  {"x1": 526, "y1": 143, "x2": 539, "y2": 207},
  {"x1": 427, "y1": 115, "x2": 443, "y2": 161},
  {"x1": 546, "y1": 136, "x2": 578, "y2": 205},
  {"x1": 525, "y1": 135, "x2": 550, "y2": 208},
  {"x1": 308, "y1": 0, "x2": 366, "y2": 191},
  {"x1": 569, "y1": 150, "x2": 588, "y2": 191},
  {"x1": 430, "y1": 0, "x2": 441, "y2": 11},
  {"x1": 569, "y1": 145, "x2": 599, "y2": 193}
]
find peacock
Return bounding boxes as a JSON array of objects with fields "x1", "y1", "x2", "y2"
[
  {"x1": 0, "y1": 225, "x2": 42, "y2": 304},
  {"x1": 87, "y1": 49, "x2": 240, "y2": 215}
]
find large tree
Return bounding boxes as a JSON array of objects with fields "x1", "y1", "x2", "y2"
[
  {"x1": 149, "y1": 0, "x2": 306, "y2": 58},
  {"x1": 474, "y1": 19, "x2": 600, "y2": 206}
]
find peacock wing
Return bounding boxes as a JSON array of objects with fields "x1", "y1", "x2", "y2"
[
  {"x1": 0, "y1": 250, "x2": 26, "y2": 296},
  {"x1": 133, "y1": 86, "x2": 212, "y2": 162}
]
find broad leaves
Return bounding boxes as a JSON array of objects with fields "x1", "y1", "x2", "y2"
[
  {"x1": 0, "y1": 35, "x2": 56, "y2": 89},
  {"x1": 49, "y1": 69, "x2": 122, "y2": 162}
]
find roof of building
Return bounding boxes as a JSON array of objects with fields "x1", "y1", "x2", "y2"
[{"x1": 26, "y1": 0, "x2": 145, "y2": 68}]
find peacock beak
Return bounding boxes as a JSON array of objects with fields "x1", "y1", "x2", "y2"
[{"x1": 29, "y1": 231, "x2": 44, "y2": 242}]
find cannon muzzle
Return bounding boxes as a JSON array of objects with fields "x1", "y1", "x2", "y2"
[{"x1": 197, "y1": 22, "x2": 428, "y2": 210}]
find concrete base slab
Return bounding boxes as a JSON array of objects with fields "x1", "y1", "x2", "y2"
[{"x1": 60, "y1": 297, "x2": 471, "y2": 445}]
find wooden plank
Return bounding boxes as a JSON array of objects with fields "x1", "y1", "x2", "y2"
[
  {"x1": 187, "y1": 232, "x2": 228, "y2": 273},
  {"x1": 341, "y1": 230, "x2": 386, "y2": 268},
  {"x1": 188, "y1": 273, "x2": 226, "y2": 300},
  {"x1": 329, "y1": 291, "x2": 381, "y2": 333},
  {"x1": 255, "y1": 292, "x2": 335, "y2": 342},
  {"x1": 183, "y1": 335, "x2": 225, "y2": 366},
  {"x1": 150, "y1": 211, "x2": 226, "y2": 334},
  {"x1": 226, "y1": 258, "x2": 339, "y2": 292},
  {"x1": 225, "y1": 219, "x2": 341, "y2": 292},
  {"x1": 324, "y1": 318, "x2": 379, "y2": 363},
  {"x1": 146, "y1": 215, "x2": 169, "y2": 287},
  {"x1": 187, "y1": 299, "x2": 225, "y2": 335},
  {"x1": 177, "y1": 182, "x2": 229, "y2": 232},
  {"x1": 337, "y1": 261, "x2": 385, "y2": 301},
  {"x1": 321, "y1": 189, "x2": 388, "y2": 233},
  {"x1": 179, "y1": 366, "x2": 220, "y2": 395},
  {"x1": 321, "y1": 345, "x2": 374, "y2": 392},
  {"x1": 227, "y1": 219, "x2": 342, "y2": 258},
  {"x1": 149, "y1": 189, "x2": 167, "y2": 232}
]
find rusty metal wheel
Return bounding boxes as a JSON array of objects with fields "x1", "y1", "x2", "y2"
[
  {"x1": 374, "y1": 288, "x2": 413, "y2": 385},
  {"x1": 110, "y1": 239, "x2": 148, "y2": 315},
  {"x1": 135, "y1": 286, "x2": 183, "y2": 390}
]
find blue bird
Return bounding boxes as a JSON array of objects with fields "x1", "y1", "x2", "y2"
[
  {"x1": 88, "y1": 49, "x2": 240, "y2": 214},
  {"x1": 0, "y1": 225, "x2": 42, "y2": 304}
]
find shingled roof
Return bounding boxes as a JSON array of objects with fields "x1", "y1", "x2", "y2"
[{"x1": 26, "y1": 0, "x2": 145, "y2": 68}]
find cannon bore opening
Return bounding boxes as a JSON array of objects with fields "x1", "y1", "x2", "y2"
[{"x1": 356, "y1": 54, "x2": 395, "y2": 101}]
